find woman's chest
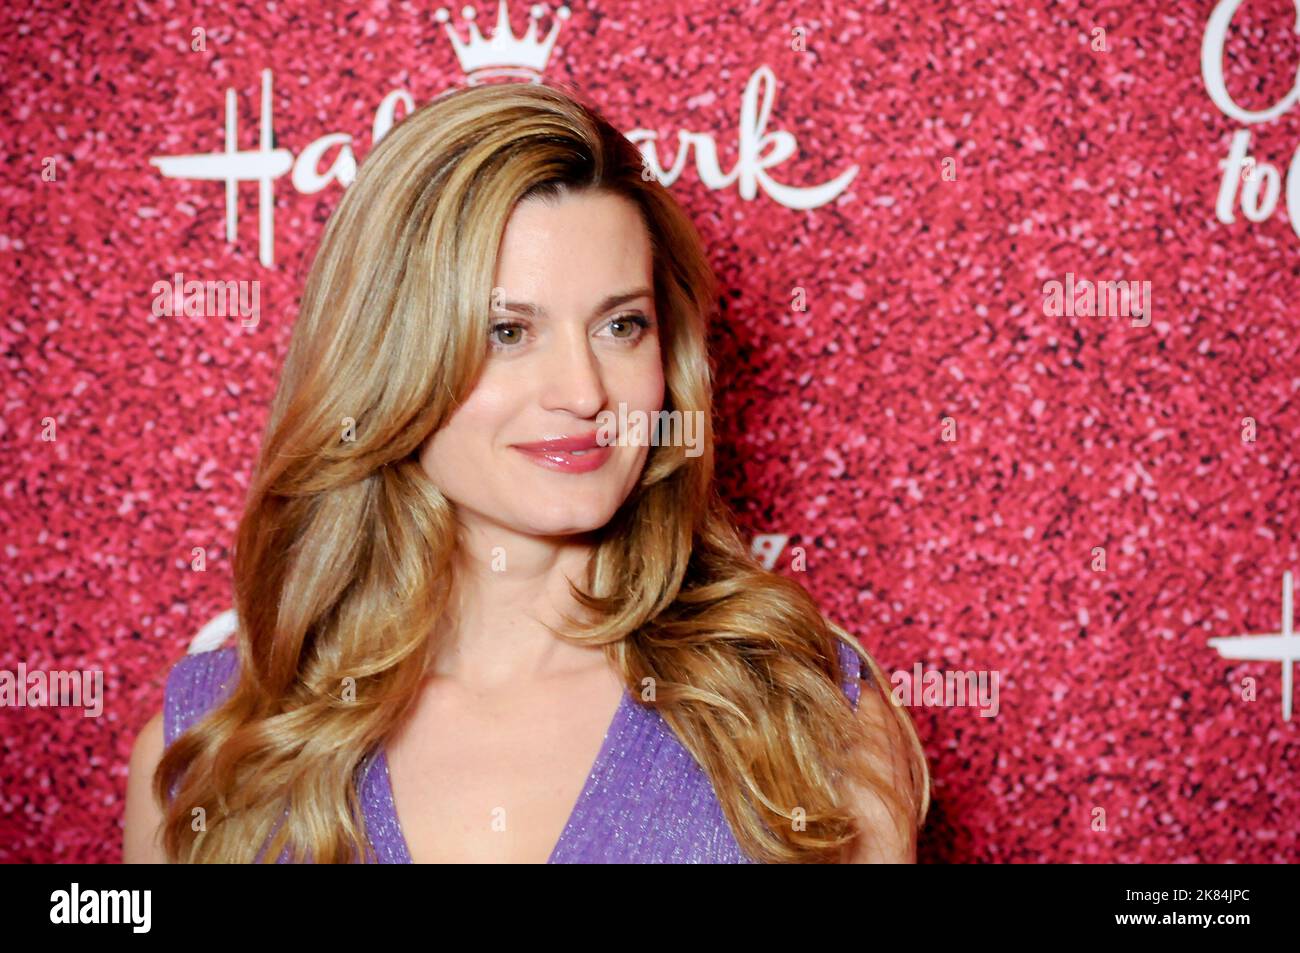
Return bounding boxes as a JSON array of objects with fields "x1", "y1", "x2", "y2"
[{"x1": 382, "y1": 668, "x2": 627, "y2": 864}]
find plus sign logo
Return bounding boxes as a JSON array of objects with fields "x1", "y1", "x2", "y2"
[{"x1": 1209, "y1": 570, "x2": 1300, "y2": 722}]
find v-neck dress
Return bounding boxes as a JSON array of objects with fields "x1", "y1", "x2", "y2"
[{"x1": 162, "y1": 638, "x2": 867, "y2": 863}]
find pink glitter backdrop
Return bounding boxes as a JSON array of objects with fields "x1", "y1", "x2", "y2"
[{"x1": 3, "y1": 0, "x2": 1299, "y2": 862}]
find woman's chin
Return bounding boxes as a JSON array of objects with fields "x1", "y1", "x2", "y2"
[{"x1": 519, "y1": 502, "x2": 620, "y2": 538}]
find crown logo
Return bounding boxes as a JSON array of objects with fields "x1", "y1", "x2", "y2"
[{"x1": 435, "y1": 1, "x2": 571, "y2": 85}]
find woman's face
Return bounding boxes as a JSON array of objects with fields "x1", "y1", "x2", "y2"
[{"x1": 420, "y1": 188, "x2": 665, "y2": 542}]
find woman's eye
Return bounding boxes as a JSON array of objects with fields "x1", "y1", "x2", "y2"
[
  {"x1": 606, "y1": 314, "x2": 652, "y2": 341},
  {"x1": 489, "y1": 322, "x2": 526, "y2": 348}
]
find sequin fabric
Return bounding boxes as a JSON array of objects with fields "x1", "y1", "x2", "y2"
[{"x1": 162, "y1": 638, "x2": 864, "y2": 863}]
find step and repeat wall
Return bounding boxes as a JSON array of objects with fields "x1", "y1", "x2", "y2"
[{"x1": 3, "y1": 0, "x2": 1298, "y2": 861}]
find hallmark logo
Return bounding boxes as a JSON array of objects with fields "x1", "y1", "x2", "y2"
[
  {"x1": 149, "y1": 3, "x2": 858, "y2": 266},
  {"x1": 436, "y1": 0, "x2": 570, "y2": 84}
]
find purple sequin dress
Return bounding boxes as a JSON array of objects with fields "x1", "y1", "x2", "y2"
[{"x1": 162, "y1": 639, "x2": 866, "y2": 863}]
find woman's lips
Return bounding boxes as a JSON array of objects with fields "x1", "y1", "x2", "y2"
[
  {"x1": 512, "y1": 444, "x2": 614, "y2": 473},
  {"x1": 511, "y1": 431, "x2": 613, "y2": 473},
  {"x1": 512, "y1": 431, "x2": 602, "y2": 452}
]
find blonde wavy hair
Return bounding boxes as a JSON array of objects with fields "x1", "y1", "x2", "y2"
[{"x1": 155, "y1": 80, "x2": 930, "y2": 863}]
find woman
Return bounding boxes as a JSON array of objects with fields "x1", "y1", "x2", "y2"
[{"x1": 123, "y1": 80, "x2": 930, "y2": 863}]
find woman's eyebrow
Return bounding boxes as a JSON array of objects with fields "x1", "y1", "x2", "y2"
[{"x1": 495, "y1": 288, "x2": 653, "y2": 319}]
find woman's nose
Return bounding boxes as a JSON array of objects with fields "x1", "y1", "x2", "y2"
[{"x1": 539, "y1": 326, "x2": 608, "y2": 418}]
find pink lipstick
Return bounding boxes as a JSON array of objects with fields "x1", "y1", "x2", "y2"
[{"x1": 511, "y1": 431, "x2": 613, "y2": 473}]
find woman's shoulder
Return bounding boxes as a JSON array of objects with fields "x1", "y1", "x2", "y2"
[{"x1": 162, "y1": 644, "x2": 241, "y2": 747}]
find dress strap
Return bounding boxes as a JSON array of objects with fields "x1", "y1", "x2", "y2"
[
  {"x1": 163, "y1": 646, "x2": 240, "y2": 747},
  {"x1": 834, "y1": 638, "x2": 865, "y2": 710}
]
